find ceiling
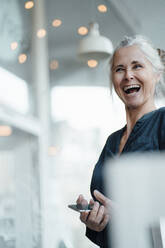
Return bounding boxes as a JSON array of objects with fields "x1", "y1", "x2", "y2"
[{"x1": 0, "y1": 0, "x2": 165, "y2": 88}]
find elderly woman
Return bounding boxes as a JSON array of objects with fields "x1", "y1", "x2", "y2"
[{"x1": 76, "y1": 35, "x2": 165, "y2": 248}]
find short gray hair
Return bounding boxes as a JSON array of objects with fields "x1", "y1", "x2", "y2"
[{"x1": 109, "y1": 35, "x2": 165, "y2": 97}]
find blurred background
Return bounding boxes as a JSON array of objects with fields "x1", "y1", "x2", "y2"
[{"x1": 0, "y1": 0, "x2": 165, "y2": 247}]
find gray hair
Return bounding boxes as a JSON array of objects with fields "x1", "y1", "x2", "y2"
[{"x1": 109, "y1": 35, "x2": 165, "y2": 97}]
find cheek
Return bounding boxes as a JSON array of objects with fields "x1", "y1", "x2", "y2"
[
  {"x1": 140, "y1": 73, "x2": 157, "y2": 89},
  {"x1": 113, "y1": 83, "x2": 122, "y2": 97},
  {"x1": 112, "y1": 74, "x2": 121, "y2": 88},
  {"x1": 138, "y1": 69, "x2": 157, "y2": 84}
]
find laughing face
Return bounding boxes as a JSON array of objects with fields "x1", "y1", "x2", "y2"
[{"x1": 111, "y1": 45, "x2": 160, "y2": 110}]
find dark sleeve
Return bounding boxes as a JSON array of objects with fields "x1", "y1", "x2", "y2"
[
  {"x1": 90, "y1": 143, "x2": 109, "y2": 199},
  {"x1": 159, "y1": 109, "x2": 165, "y2": 150},
  {"x1": 86, "y1": 225, "x2": 110, "y2": 248},
  {"x1": 85, "y1": 135, "x2": 115, "y2": 248}
]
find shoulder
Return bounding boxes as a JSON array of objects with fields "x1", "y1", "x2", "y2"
[
  {"x1": 157, "y1": 107, "x2": 165, "y2": 125},
  {"x1": 153, "y1": 107, "x2": 165, "y2": 124},
  {"x1": 154, "y1": 107, "x2": 165, "y2": 149},
  {"x1": 156, "y1": 107, "x2": 165, "y2": 114},
  {"x1": 144, "y1": 107, "x2": 165, "y2": 124},
  {"x1": 154, "y1": 107, "x2": 165, "y2": 117}
]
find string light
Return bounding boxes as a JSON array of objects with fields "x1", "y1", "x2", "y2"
[
  {"x1": 97, "y1": 4, "x2": 107, "y2": 13},
  {"x1": 87, "y1": 59, "x2": 98, "y2": 68},
  {"x1": 37, "y1": 29, "x2": 47, "y2": 38},
  {"x1": 48, "y1": 146, "x2": 58, "y2": 156},
  {"x1": 50, "y1": 60, "x2": 59, "y2": 70},
  {"x1": 10, "y1": 42, "x2": 18, "y2": 50},
  {"x1": 77, "y1": 26, "x2": 88, "y2": 36},
  {"x1": 52, "y1": 19, "x2": 62, "y2": 27},
  {"x1": 18, "y1": 54, "x2": 27, "y2": 64},
  {"x1": 0, "y1": 126, "x2": 12, "y2": 136},
  {"x1": 25, "y1": 1, "x2": 34, "y2": 9}
]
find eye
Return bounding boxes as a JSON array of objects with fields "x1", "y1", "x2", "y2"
[
  {"x1": 133, "y1": 64, "x2": 142, "y2": 69},
  {"x1": 115, "y1": 67, "x2": 124, "y2": 72}
]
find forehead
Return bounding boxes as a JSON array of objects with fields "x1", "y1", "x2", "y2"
[{"x1": 112, "y1": 45, "x2": 150, "y2": 66}]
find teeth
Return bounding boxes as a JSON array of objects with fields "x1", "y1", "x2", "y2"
[{"x1": 123, "y1": 84, "x2": 140, "y2": 92}]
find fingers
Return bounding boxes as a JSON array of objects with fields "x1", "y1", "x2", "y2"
[
  {"x1": 76, "y1": 194, "x2": 88, "y2": 206},
  {"x1": 76, "y1": 193, "x2": 110, "y2": 232},
  {"x1": 80, "y1": 204, "x2": 109, "y2": 232},
  {"x1": 80, "y1": 200, "x2": 100, "y2": 225},
  {"x1": 80, "y1": 211, "x2": 89, "y2": 223},
  {"x1": 76, "y1": 195, "x2": 90, "y2": 224},
  {"x1": 89, "y1": 198, "x2": 94, "y2": 208},
  {"x1": 84, "y1": 202, "x2": 108, "y2": 232},
  {"x1": 93, "y1": 190, "x2": 115, "y2": 211},
  {"x1": 93, "y1": 190, "x2": 110, "y2": 206},
  {"x1": 76, "y1": 194, "x2": 84, "y2": 204},
  {"x1": 89, "y1": 203, "x2": 105, "y2": 225},
  {"x1": 98, "y1": 214, "x2": 110, "y2": 232},
  {"x1": 89, "y1": 201, "x2": 100, "y2": 220}
]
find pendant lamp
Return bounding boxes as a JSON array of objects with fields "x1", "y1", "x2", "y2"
[{"x1": 77, "y1": 22, "x2": 113, "y2": 61}]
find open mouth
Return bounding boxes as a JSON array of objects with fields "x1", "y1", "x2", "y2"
[{"x1": 123, "y1": 84, "x2": 141, "y2": 94}]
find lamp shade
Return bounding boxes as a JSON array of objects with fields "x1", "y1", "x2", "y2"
[{"x1": 77, "y1": 22, "x2": 113, "y2": 61}]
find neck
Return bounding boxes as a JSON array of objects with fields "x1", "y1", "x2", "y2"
[{"x1": 125, "y1": 102, "x2": 156, "y2": 138}]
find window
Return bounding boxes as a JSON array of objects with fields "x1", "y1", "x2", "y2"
[
  {"x1": 0, "y1": 67, "x2": 29, "y2": 114},
  {"x1": 51, "y1": 86, "x2": 125, "y2": 132}
]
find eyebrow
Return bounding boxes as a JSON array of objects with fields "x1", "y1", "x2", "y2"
[{"x1": 131, "y1": 60, "x2": 139, "y2": 64}]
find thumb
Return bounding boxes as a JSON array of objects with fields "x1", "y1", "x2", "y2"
[{"x1": 93, "y1": 190, "x2": 110, "y2": 206}]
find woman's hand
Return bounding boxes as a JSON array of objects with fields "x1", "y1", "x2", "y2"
[{"x1": 76, "y1": 190, "x2": 113, "y2": 232}]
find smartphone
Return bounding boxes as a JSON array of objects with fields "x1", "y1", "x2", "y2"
[{"x1": 68, "y1": 204, "x2": 93, "y2": 213}]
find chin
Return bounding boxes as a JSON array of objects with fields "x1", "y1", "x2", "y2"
[
  {"x1": 126, "y1": 105, "x2": 141, "y2": 110},
  {"x1": 124, "y1": 101, "x2": 143, "y2": 110}
]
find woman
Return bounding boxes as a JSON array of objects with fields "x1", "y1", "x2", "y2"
[{"x1": 76, "y1": 35, "x2": 165, "y2": 248}]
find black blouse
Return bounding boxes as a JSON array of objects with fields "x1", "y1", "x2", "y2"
[{"x1": 86, "y1": 107, "x2": 165, "y2": 248}]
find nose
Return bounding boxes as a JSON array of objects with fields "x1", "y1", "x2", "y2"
[{"x1": 124, "y1": 69, "x2": 134, "y2": 81}]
